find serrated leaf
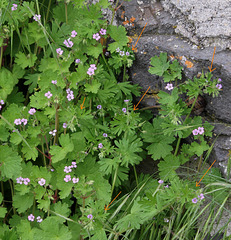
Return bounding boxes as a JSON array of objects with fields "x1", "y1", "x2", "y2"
[
  {"x1": 15, "y1": 52, "x2": 37, "y2": 69},
  {"x1": 85, "y1": 82, "x2": 101, "y2": 94},
  {"x1": 148, "y1": 52, "x2": 169, "y2": 76},
  {"x1": 13, "y1": 192, "x2": 34, "y2": 213},
  {"x1": 189, "y1": 140, "x2": 209, "y2": 156},
  {"x1": 0, "y1": 145, "x2": 22, "y2": 179}
]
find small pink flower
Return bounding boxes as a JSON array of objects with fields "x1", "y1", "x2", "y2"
[
  {"x1": 97, "y1": 105, "x2": 102, "y2": 109},
  {"x1": 36, "y1": 216, "x2": 43, "y2": 222},
  {"x1": 192, "y1": 198, "x2": 198, "y2": 204},
  {"x1": 99, "y1": 28, "x2": 107, "y2": 35},
  {"x1": 71, "y1": 162, "x2": 77, "y2": 168},
  {"x1": 0, "y1": 100, "x2": 4, "y2": 105},
  {"x1": 23, "y1": 178, "x2": 30, "y2": 185},
  {"x1": 198, "y1": 193, "x2": 205, "y2": 200},
  {"x1": 63, "y1": 123, "x2": 67, "y2": 128},
  {"x1": 192, "y1": 129, "x2": 199, "y2": 135},
  {"x1": 126, "y1": 52, "x2": 130, "y2": 56},
  {"x1": 119, "y1": 51, "x2": 125, "y2": 56},
  {"x1": 33, "y1": 14, "x2": 41, "y2": 22},
  {"x1": 21, "y1": 118, "x2": 28, "y2": 125},
  {"x1": 16, "y1": 177, "x2": 24, "y2": 184},
  {"x1": 90, "y1": 64, "x2": 97, "y2": 70},
  {"x1": 49, "y1": 129, "x2": 57, "y2": 136},
  {"x1": 122, "y1": 108, "x2": 126, "y2": 113},
  {"x1": 93, "y1": 33, "x2": 100, "y2": 41},
  {"x1": 51, "y1": 80, "x2": 57, "y2": 84},
  {"x1": 72, "y1": 177, "x2": 79, "y2": 183},
  {"x1": 63, "y1": 38, "x2": 73, "y2": 48},
  {"x1": 64, "y1": 166, "x2": 72, "y2": 173},
  {"x1": 45, "y1": 91, "x2": 52, "y2": 99},
  {"x1": 158, "y1": 179, "x2": 164, "y2": 184},
  {"x1": 28, "y1": 108, "x2": 36, "y2": 115},
  {"x1": 87, "y1": 214, "x2": 93, "y2": 219},
  {"x1": 75, "y1": 59, "x2": 80, "y2": 64},
  {"x1": 216, "y1": 83, "x2": 222, "y2": 89},
  {"x1": 71, "y1": 30, "x2": 77, "y2": 38},
  {"x1": 64, "y1": 175, "x2": 71, "y2": 182},
  {"x1": 165, "y1": 83, "x2": 173, "y2": 91},
  {"x1": 14, "y1": 118, "x2": 21, "y2": 125},
  {"x1": 56, "y1": 48, "x2": 63, "y2": 56},
  {"x1": 103, "y1": 133, "x2": 108, "y2": 137},
  {"x1": 98, "y1": 143, "x2": 103, "y2": 149},
  {"x1": 11, "y1": 4, "x2": 17, "y2": 11},
  {"x1": 87, "y1": 68, "x2": 95, "y2": 76},
  {"x1": 28, "y1": 214, "x2": 35, "y2": 221},
  {"x1": 38, "y1": 178, "x2": 46, "y2": 186},
  {"x1": 197, "y1": 127, "x2": 204, "y2": 135}
]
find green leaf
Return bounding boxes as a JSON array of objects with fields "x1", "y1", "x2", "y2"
[
  {"x1": 50, "y1": 134, "x2": 74, "y2": 163},
  {"x1": 13, "y1": 192, "x2": 34, "y2": 213},
  {"x1": 108, "y1": 25, "x2": 128, "y2": 52},
  {"x1": 21, "y1": 137, "x2": 39, "y2": 161},
  {"x1": 163, "y1": 59, "x2": 182, "y2": 82},
  {"x1": 16, "y1": 220, "x2": 35, "y2": 240},
  {"x1": 0, "y1": 145, "x2": 22, "y2": 179},
  {"x1": 51, "y1": 202, "x2": 71, "y2": 223},
  {"x1": 148, "y1": 52, "x2": 169, "y2": 76},
  {"x1": 188, "y1": 140, "x2": 209, "y2": 156},
  {"x1": 85, "y1": 81, "x2": 101, "y2": 94},
  {"x1": 0, "y1": 125, "x2": 10, "y2": 141},
  {"x1": 15, "y1": 52, "x2": 37, "y2": 69}
]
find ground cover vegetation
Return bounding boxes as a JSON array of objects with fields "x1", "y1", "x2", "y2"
[{"x1": 0, "y1": 0, "x2": 231, "y2": 239}]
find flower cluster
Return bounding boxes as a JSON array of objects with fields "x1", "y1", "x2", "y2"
[
  {"x1": 93, "y1": 28, "x2": 106, "y2": 41},
  {"x1": 66, "y1": 88, "x2": 74, "y2": 101},
  {"x1": 11, "y1": 4, "x2": 17, "y2": 11},
  {"x1": 216, "y1": 78, "x2": 222, "y2": 90},
  {"x1": 165, "y1": 83, "x2": 174, "y2": 91},
  {"x1": 49, "y1": 129, "x2": 57, "y2": 136},
  {"x1": 192, "y1": 193, "x2": 205, "y2": 204},
  {"x1": 38, "y1": 178, "x2": 46, "y2": 186},
  {"x1": 33, "y1": 14, "x2": 41, "y2": 22},
  {"x1": 28, "y1": 214, "x2": 43, "y2": 222},
  {"x1": 0, "y1": 100, "x2": 4, "y2": 110},
  {"x1": 87, "y1": 64, "x2": 97, "y2": 76},
  {"x1": 64, "y1": 175, "x2": 79, "y2": 183},
  {"x1": 14, "y1": 118, "x2": 28, "y2": 126},
  {"x1": 16, "y1": 177, "x2": 30, "y2": 185},
  {"x1": 63, "y1": 38, "x2": 73, "y2": 48},
  {"x1": 45, "y1": 91, "x2": 52, "y2": 99},
  {"x1": 28, "y1": 108, "x2": 36, "y2": 115},
  {"x1": 64, "y1": 162, "x2": 77, "y2": 174},
  {"x1": 192, "y1": 127, "x2": 204, "y2": 136}
]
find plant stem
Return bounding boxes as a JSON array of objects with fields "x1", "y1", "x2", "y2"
[
  {"x1": 8, "y1": 180, "x2": 16, "y2": 214},
  {"x1": 0, "y1": 46, "x2": 3, "y2": 69},
  {"x1": 45, "y1": 0, "x2": 52, "y2": 24},
  {"x1": 1, "y1": 181, "x2": 4, "y2": 206},
  {"x1": 174, "y1": 95, "x2": 198, "y2": 156},
  {"x1": 123, "y1": 62, "x2": 126, "y2": 82},
  {"x1": 133, "y1": 165, "x2": 139, "y2": 186},
  {"x1": 110, "y1": 0, "x2": 119, "y2": 25},
  {"x1": 111, "y1": 164, "x2": 119, "y2": 198},
  {"x1": 41, "y1": 136, "x2": 46, "y2": 167},
  {"x1": 54, "y1": 104, "x2": 59, "y2": 145},
  {"x1": 65, "y1": 2, "x2": 68, "y2": 24}
]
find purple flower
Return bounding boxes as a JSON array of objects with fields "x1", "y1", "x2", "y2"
[
  {"x1": 99, "y1": 28, "x2": 107, "y2": 35},
  {"x1": 50, "y1": 169, "x2": 54, "y2": 172},
  {"x1": 71, "y1": 30, "x2": 77, "y2": 38},
  {"x1": 93, "y1": 33, "x2": 100, "y2": 41},
  {"x1": 192, "y1": 129, "x2": 199, "y2": 135},
  {"x1": 21, "y1": 118, "x2": 28, "y2": 126},
  {"x1": 45, "y1": 91, "x2": 52, "y2": 99},
  {"x1": 90, "y1": 64, "x2": 97, "y2": 70},
  {"x1": 11, "y1": 4, "x2": 17, "y2": 11},
  {"x1": 119, "y1": 51, "x2": 125, "y2": 56},
  {"x1": 14, "y1": 118, "x2": 21, "y2": 125},
  {"x1": 49, "y1": 129, "x2": 57, "y2": 136},
  {"x1": 23, "y1": 178, "x2": 30, "y2": 185},
  {"x1": 16, "y1": 177, "x2": 24, "y2": 184},
  {"x1": 71, "y1": 162, "x2": 77, "y2": 168},
  {"x1": 28, "y1": 214, "x2": 35, "y2": 221},
  {"x1": 192, "y1": 198, "x2": 198, "y2": 204},
  {"x1": 33, "y1": 14, "x2": 41, "y2": 22},
  {"x1": 103, "y1": 133, "x2": 108, "y2": 137},
  {"x1": 56, "y1": 48, "x2": 63, "y2": 56},
  {"x1": 36, "y1": 216, "x2": 43, "y2": 223},
  {"x1": 116, "y1": 47, "x2": 120, "y2": 52},
  {"x1": 87, "y1": 68, "x2": 95, "y2": 76},
  {"x1": 87, "y1": 214, "x2": 93, "y2": 219},
  {"x1": 158, "y1": 180, "x2": 164, "y2": 184},
  {"x1": 51, "y1": 80, "x2": 57, "y2": 85},
  {"x1": 0, "y1": 106, "x2": 2, "y2": 110},
  {"x1": 63, "y1": 38, "x2": 73, "y2": 48},
  {"x1": 75, "y1": 59, "x2": 80, "y2": 64},
  {"x1": 64, "y1": 166, "x2": 72, "y2": 173},
  {"x1": 38, "y1": 178, "x2": 46, "y2": 186},
  {"x1": 105, "y1": 51, "x2": 109, "y2": 56},
  {"x1": 164, "y1": 218, "x2": 169, "y2": 223},
  {"x1": 122, "y1": 108, "x2": 126, "y2": 113},
  {"x1": 98, "y1": 143, "x2": 103, "y2": 149},
  {"x1": 198, "y1": 193, "x2": 205, "y2": 200},
  {"x1": 67, "y1": 89, "x2": 74, "y2": 101},
  {"x1": 64, "y1": 175, "x2": 71, "y2": 182},
  {"x1": 164, "y1": 185, "x2": 169, "y2": 188},
  {"x1": 0, "y1": 100, "x2": 4, "y2": 105},
  {"x1": 28, "y1": 108, "x2": 36, "y2": 115},
  {"x1": 124, "y1": 99, "x2": 129, "y2": 103},
  {"x1": 216, "y1": 83, "x2": 222, "y2": 89},
  {"x1": 126, "y1": 52, "x2": 130, "y2": 56},
  {"x1": 218, "y1": 78, "x2": 222, "y2": 82},
  {"x1": 197, "y1": 127, "x2": 204, "y2": 135},
  {"x1": 165, "y1": 83, "x2": 173, "y2": 91},
  {"x1": 72, "y1": 177, "x2": 79, "y2": 183},
  {"x1": 97, "y1": 105, "x2": 102, "y2": 109},
  {"x1": 63, "y1": 123, "x2": 67, "y2": 128}
]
